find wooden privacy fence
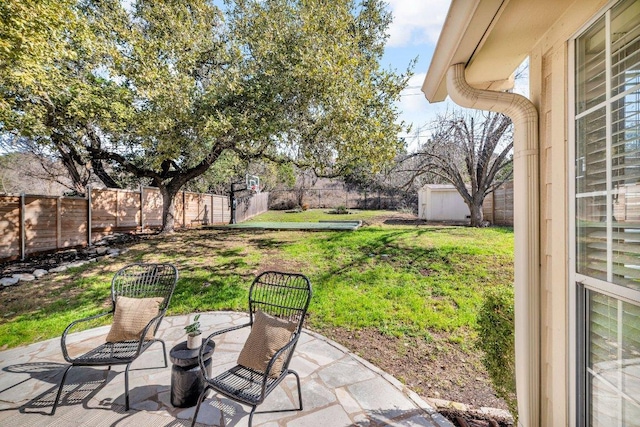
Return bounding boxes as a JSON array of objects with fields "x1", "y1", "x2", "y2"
[
  {"x1": 234, "y1": 192, "x2": 269, "y2": 223},
  {"x1": 483, "y1": 181, "x2": 514, "y2": 226},
  {"x1": 0, "y1": 187, "x2": 269, "y2": 261}
]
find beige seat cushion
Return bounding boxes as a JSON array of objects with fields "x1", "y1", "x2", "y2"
[
  {"x1": 105, "y1": 296, "x2": 164, "y2": 342},
  {"x1": 237, "y1": 310, "x2": 297, "y2": 376}
]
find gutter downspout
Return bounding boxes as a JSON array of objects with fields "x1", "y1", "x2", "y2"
[{"x1": 446, "y1": 63, "x2": 540, "y2": 427}]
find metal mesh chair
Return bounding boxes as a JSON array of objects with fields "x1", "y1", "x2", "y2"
[
  {"x1": 52, "y1": 263, "x2": 178, "y2": 415},
  {"x1": 190, "y1": 271, "x2": 312, "y2": 427}
]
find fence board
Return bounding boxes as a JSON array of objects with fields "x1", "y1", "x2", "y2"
[
  {"x1": 91, "y1": 189, "x2": 118, "y2": 229},
  {"x1": 24, "y1": 196, "x2": 58, "y2": 255},
  {"x1": 0, "y1": 197, "x2": 20, "y2": 259},
  {"x1": 235, "y1": 192, "x2": 269, "y2": 223},
  {"x1": 483, "y1": 181, "x2": 514, "y2": 226},
  {"x1": 117, "y1": 190, "x2": 141, "y2": 228},
  {"x1": 60, "y1": 198, "x2": 88, "y2": 248},
  {"x1": 211, "y1": 195, "x2": 230, "y2": 224},
  {"x1": 142, "y1": 188, "x2": 163, "y2": 228},
  {"x1": 0, "y1": 188, "x2": 266, "y2": 261}
]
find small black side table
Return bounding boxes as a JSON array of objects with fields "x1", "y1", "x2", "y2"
[{"x1": 169, "y1": 341, "x2": 214, "y2": 408}]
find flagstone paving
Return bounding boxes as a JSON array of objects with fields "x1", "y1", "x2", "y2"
[{"x1": 0, "y1": 312, "x2": 453, "y2": 426}]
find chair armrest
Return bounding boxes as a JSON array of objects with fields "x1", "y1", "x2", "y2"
[
  {"x1": 128, "y1": 310, "x2": 168, "y2": 356},
  {"x1": 61, "y1": 311, "x2": 113, "y2": 362},
  {"x1": 258, "y1": 332, "x2": 301, "y2": 398},
  {"x1": 199, "y1": 322, "x2": 252, "y2": 377}
]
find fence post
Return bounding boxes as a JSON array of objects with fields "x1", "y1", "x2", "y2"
[
  {"x1": 20, "y1": 192, "x2": 25, "y2": 260},
  {"x1": 492, "y1": 187, "x2": 496, "y2": 224},
  {"x1": 87, "y1": 186, "x2": 92, "y2": 247},
  {"x1": 182, "y1": 191, "x2": 186, "y2": 228},
  {"x1": 57, "y1": 197, "x2": 62, "y2": 250},
  {"x1": 115, "y1": 188, "x2": 120, "y2": 228},
  {"x1": 140, "y1": 185, "x2": 144, "y2": 231}
]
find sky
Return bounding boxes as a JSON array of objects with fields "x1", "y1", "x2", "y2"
[
  {"x1": 381, "y1": 0, "x2": 530, "y2": 151},
  {"x1": 381, "y1": 0, "x2": 455, "y2": 150}
]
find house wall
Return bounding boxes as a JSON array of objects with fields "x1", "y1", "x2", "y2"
[{"x1": 528, "y1": 1, "x2": 608, "y2": 425}]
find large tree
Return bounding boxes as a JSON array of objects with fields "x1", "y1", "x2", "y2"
[
  {"x1": 1, "y1": 0, "x2": 409, "y2": 232},
  {"x1": 401, "y1": 111, "x2": 514, "y2": 227},
  {"x1": 0, "y1": 0, "x2": 132, "y2": 193}
]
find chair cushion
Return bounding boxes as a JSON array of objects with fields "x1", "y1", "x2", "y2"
[
  {"x1": 105, "y1": 296, "x2": 164, "y2": 342},
  {"x1": 237, "y1": 310, "x2": 297, "y2": 376}
]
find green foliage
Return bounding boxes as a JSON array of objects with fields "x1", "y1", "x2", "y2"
[
  {"x1": 184, "y1": 314, "x2": 201, "y2": 335},
  {"x1": 476, "y1": 285, "x2": 517, "y2": 417},
  {"x1": 1, "y1": 0, "x2": 411, "y2": 232},
  {"x1": 329, "y1": 205, "x2": 350, "y2": 214}
]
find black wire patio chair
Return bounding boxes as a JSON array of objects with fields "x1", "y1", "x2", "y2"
[
  {"x1": 51, "y1": 263, "x2": 178, "y2": 415},
  {"x1": 190, "y1": 271, "x2": 312, "y2": 427}
]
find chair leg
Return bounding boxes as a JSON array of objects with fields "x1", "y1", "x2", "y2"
[
  {"x1": 291, "y1": 370, "x2": 303, "y2": 411},
  {"x1": 51, "y1": 365, "x2": 73, "y2": 416},
  {"x1": 250, "y1": 370, "x2": 303, "y2": 424},
  {"x1": 159, "y1": 339, "x2": 168, "y2": 368},
  {"x1": 248, "y1": 405, "x2": 257, "y2": 427},
  {"x1": 124, "y1": 362, "x2": 132, "y2": 411},
  {"x1": 190, "y1": 384, "x2": 211, "y2": 427}
]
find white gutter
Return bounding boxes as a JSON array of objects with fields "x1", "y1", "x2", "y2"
[{"x1": 446, "y1": 63, "x2": 540, "y2": 427}]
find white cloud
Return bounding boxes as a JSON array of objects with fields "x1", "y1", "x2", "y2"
[{"x1": 386, "y1": 0, "x2": 451, "y2": 47}]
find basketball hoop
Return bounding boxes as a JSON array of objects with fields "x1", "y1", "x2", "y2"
[{"x1": 246, "y1": 174, "x2": 260, "y2": 194}]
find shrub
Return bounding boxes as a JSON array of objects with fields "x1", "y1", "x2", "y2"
[
  {"x1": 270, "y1": 200, "x2": 298, "y2": 210},
  {"x1": 476, "y1": 285, "x2": 517, "y2": 418},
  {"x1": 329, "y1": 205, "x2": 349, "y2": 214}
]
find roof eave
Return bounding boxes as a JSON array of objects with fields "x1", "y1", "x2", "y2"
[{"x1": 422, "y1": 0, "x2": 506, "y2": 103}]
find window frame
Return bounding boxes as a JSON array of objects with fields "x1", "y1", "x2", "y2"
[{"x1": 569, "y1": 1, "x2": 640, "y2": 425}]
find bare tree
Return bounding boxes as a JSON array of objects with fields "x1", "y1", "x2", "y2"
[
  {"x1": 0, "y1": 150, "x2": 77, "y2": 195},
  {"x1": 401, "y1": 110, "x2": 513, "y2": 226}
]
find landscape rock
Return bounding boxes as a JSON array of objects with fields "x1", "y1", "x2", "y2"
[
  {"x1": 480, "y1": 406, "x2": 513, "y2": 420},
  {"x1": 0, "y1": 230, "x2": 145, "y2": 290},
  {"x1": 68, "y1": 260, "x2": 88, "y2": 268},
  {"x1": 58, "y1": 249, "x2": 78, "y2": 261},
  {"x1": 33, "y1": 269, "x2": 48, "y2": 278},
  {"x1": 0, "y1": 277, "x2": 20, "y2": 286},
  {"x1": 49, "y1": 265, "x2": 69, "y2": 273}
]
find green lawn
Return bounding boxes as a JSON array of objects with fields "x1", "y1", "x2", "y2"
[{"x1": 0, "y1": 210, "x2": 514, "y2": 349}]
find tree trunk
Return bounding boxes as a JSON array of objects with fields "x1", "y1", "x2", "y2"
[
  {"x1": 468, "y1": 202, "x2": 484, "y2": 227},
  {"x1": 159, "y1": 186, "x2": 178, "y2": 234}
]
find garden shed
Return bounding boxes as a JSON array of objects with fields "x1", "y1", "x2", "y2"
[{"x1": 418, "y1": 184, "x2": 470, "y2": 221}]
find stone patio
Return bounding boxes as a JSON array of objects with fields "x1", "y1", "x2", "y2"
[{"x1": 0, "y1": 312, "x2": 453, "y2": 426}]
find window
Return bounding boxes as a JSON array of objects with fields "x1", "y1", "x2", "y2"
[{"x1": 574, "y1": 0, "x2": 640, "y2": 425}]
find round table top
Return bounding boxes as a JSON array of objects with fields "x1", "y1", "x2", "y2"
[{"x1": 169, "y1": 341, "x2": 214, "y2": 367}]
